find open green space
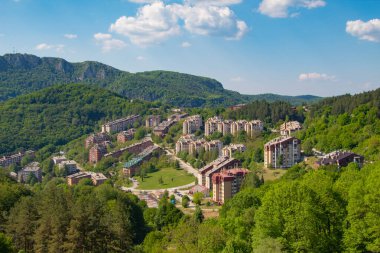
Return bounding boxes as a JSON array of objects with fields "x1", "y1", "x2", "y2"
[{"x1": 135, "y1": 167, "x2": 195, "y2": 190}]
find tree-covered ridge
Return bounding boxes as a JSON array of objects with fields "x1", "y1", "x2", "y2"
[
  {"x1": 0, "y1": 53, "x2": 321, "y2": 107},
  {"x1": 0, "y1": 83, "x2": 150, "y2": 155},
  {"x1": 298, "y1": 88, "x2": 380, "y2": 161}
]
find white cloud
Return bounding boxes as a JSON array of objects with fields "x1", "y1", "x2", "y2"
[
  {"x1": 94, "y1": 33, "x2": 113, "y2": 40},
  {"x1": 172, "y1": 4, "x2": 248, "y2": 40},
  {"x1": 94, "y1": 33, "x2": 127, "y2": 52},
  {"x1": 110, "y1": 2, "x2": 181, "y2": 46},
  {"x1": 181, "y1": 41, "x2": 192, "y2": 47},
  {"x1": 35, "y1": 43, "x2": 64, "y2": 52},
  {"x1": 346, "y1": 19, "x2": 380, "y2": 42},
  {"x1": 136, "y1": 56, "x2": 145, "y2": 60},
  {"x1": 64, "y1": 34, "x2": 78, "y2": 39},
  {"x1": 109, "y1": 1, "x2": 247, "y2": 46},
  {"x1": 258, "y1": 0, "x2": 326, "y2": 18},
  {"x1": 230, "y1": 76, "x2": 244, "y2": 82},
  {"x1": 298, "y1": 72, "x2": 336, "y2": 81}
]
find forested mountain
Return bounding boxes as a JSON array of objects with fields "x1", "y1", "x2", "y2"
[
  {"x1": 0, "y1": 83, "x2": 151, "y2": 155},
  {"x1": 0, "y1": 53, "x2": 320, "y2": 107}
]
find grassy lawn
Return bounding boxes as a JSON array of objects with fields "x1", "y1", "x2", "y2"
[{"x1": 135, "y1": 167, "x2": 195, "y2": 190}]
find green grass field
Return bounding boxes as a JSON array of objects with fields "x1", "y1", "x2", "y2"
[{"x1": 135, "y1": 167, "x2": 195, "y2": 190}]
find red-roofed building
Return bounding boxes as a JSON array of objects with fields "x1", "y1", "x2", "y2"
[{"x1": 212, "y1": 168, "x2": 249, "y2": 204}]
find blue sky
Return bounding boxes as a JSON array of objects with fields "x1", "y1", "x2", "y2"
[{"x1": 0, "y1": 0, "x2": 379, "y2": 96}]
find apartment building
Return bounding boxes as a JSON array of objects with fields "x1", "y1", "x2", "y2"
[
  {"x1": 244, "y1": 120, "x2": 264, "y2": 137},
  {"x1": 264, "y1": 136, "x2": 301, "y2": 168},
  {"x1": 67, "y1": 172, "x2": 107, "y2": 186},
  {"x1": 212, "y1": 168, "x2": 249, "y2": 204},
  {"x1": 104, "y1": 139, "x2": 154, "y2": 159},
  {"x1": 52, "y1": 155, "x2": 78, "y2": 175},
  {"x1": 175, "y1": 136, "x2": 222, "y2": 156},
  {"x1": 0, "y1": 150, "x2": 35, "y2": 168},
  {"x1": 205, "y1": 117, "x2": 263, "y2": 137},
  {"x1": 117, "y1": 129, "x2": 136, "y2": 143},
  {"x1": 231, "y1": 120, "x2": 247, "y2": 136},
  {"x1": 153, "y1": 120, "x2": 176, "y2": 137},
  {"x1": 145, "y1": 115, "x2": 161, "y2": 128},
  {"x1": 101, "y1": 115, "x2": 141, "y2": 134},
  {"x1": 205, "y1": 116, "x2": 222, "y2": 136},
  {"x1": 222, "y1": 144, "x2": 246, "y2": 157},
  {"x1": 183, "y1": 115, "x2": 203, "y2": 135},
  {"x1": 18, "y1": 162, "x2": 42, "y2": 183},
  {"x1": 315, "y1": 150, "x2": 364, "y2": 168},
  {"x1": 85, "y1": 132, "x2": 110, "y2": 149},
  {"x1": 89, "y1": 144, "x2": 107, "y2": 164},
  {"x1": 280, "y1": 121, "x2": 302, "y2": 136}
]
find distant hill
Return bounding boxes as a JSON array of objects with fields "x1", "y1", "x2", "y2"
[
  {"x1": 244, "y1": 93, "x2": 322, "y2": 105},
  {"x1": 0, "y1": 83, "x2": 150, "y2": 155},
  {"x1": 0, "y1": 53, "x2": 320, "y2": 107}
]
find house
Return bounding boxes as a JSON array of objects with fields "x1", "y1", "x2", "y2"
[{"x1": 315, "y1": 151, "x2": 364, "y2": 168}]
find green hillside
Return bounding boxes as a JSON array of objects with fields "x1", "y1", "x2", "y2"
[
  {"x1": 0, "y1": 53, "x2": 320, "y2": 107},
  {"x1": 0, "y1": 83, "x2": 150, "y2": 155}
]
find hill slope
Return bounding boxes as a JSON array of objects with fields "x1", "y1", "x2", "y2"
[
  {"x1": 0, "y1": 53, "x2": 320, "y2": 106},
  {"x1": 0, "y1": 83, "x2": 150, "y2": 155}
]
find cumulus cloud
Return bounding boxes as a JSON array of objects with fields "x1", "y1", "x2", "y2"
[
  {"x1": 64, "y1": 34, "x2": 78, "y2": 39},
  {"x1": 35, "y1": 43, "x2": 64, "y2": 52},
  {"x1": 258, "y1": 0, "x2": 326, "y2": 18},
  {"x1": 110, "y1": 2, "x2": 181, "y2": 46},
  {"x1": 109, "y1": 1, "x2": 247, "y2": 46},
  {"x1": 346, "y1": 19, "x2": 380, "y2": 42},
  {"x1": 298, "y1": 72, "x2": 336, "y2": 81},
  {"x1": 172, "y1": 4, "x2": 248, "y2": 39},
  {"x1": 181, "y1": 41, "x2": 192, "y2": 47},
  {"x1": 93, "y1": 33, "x2": 127, "y2": 52}
]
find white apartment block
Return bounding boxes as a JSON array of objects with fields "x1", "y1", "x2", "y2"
[
  {"x1": 280, "y1": 121, "x2": 302, "y2": 136},
  {"x1": 205, "y1": 117, "x2": 263, "y2": 137},
  {"x1": 175, "y1": 136, "x2": 222, "y2": 156},
  {"x1": 222, "y1": 144, "x2": 246, "y2": 157},
  {"x1": 101, "y1": 115, "x2": 141, "y2": 134},
  {"x1": 183, "y1": 115, "x2": 203, "y2": 135},
  {"x1": 264, "y1": 136, "x2": 301, "y2": 168}
]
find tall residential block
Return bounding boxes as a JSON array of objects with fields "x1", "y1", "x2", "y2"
[
  {"x1": 183, "y1": 115, "x2": 203, "y2": 135},
  {"x1": 264, "y1": 136, "x2": 301, "y2": 168},
  {"x1": 212, "y1": 168, "x2": 249, "y2": 204}
]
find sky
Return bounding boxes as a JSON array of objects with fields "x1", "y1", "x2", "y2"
[{"x1": 0, "y1": 0, "x2": 379, "y2": 97}]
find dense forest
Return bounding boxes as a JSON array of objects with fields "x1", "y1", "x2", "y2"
[{"x1": 0, "y1": 54, "x2": 320, "y2": 107}]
